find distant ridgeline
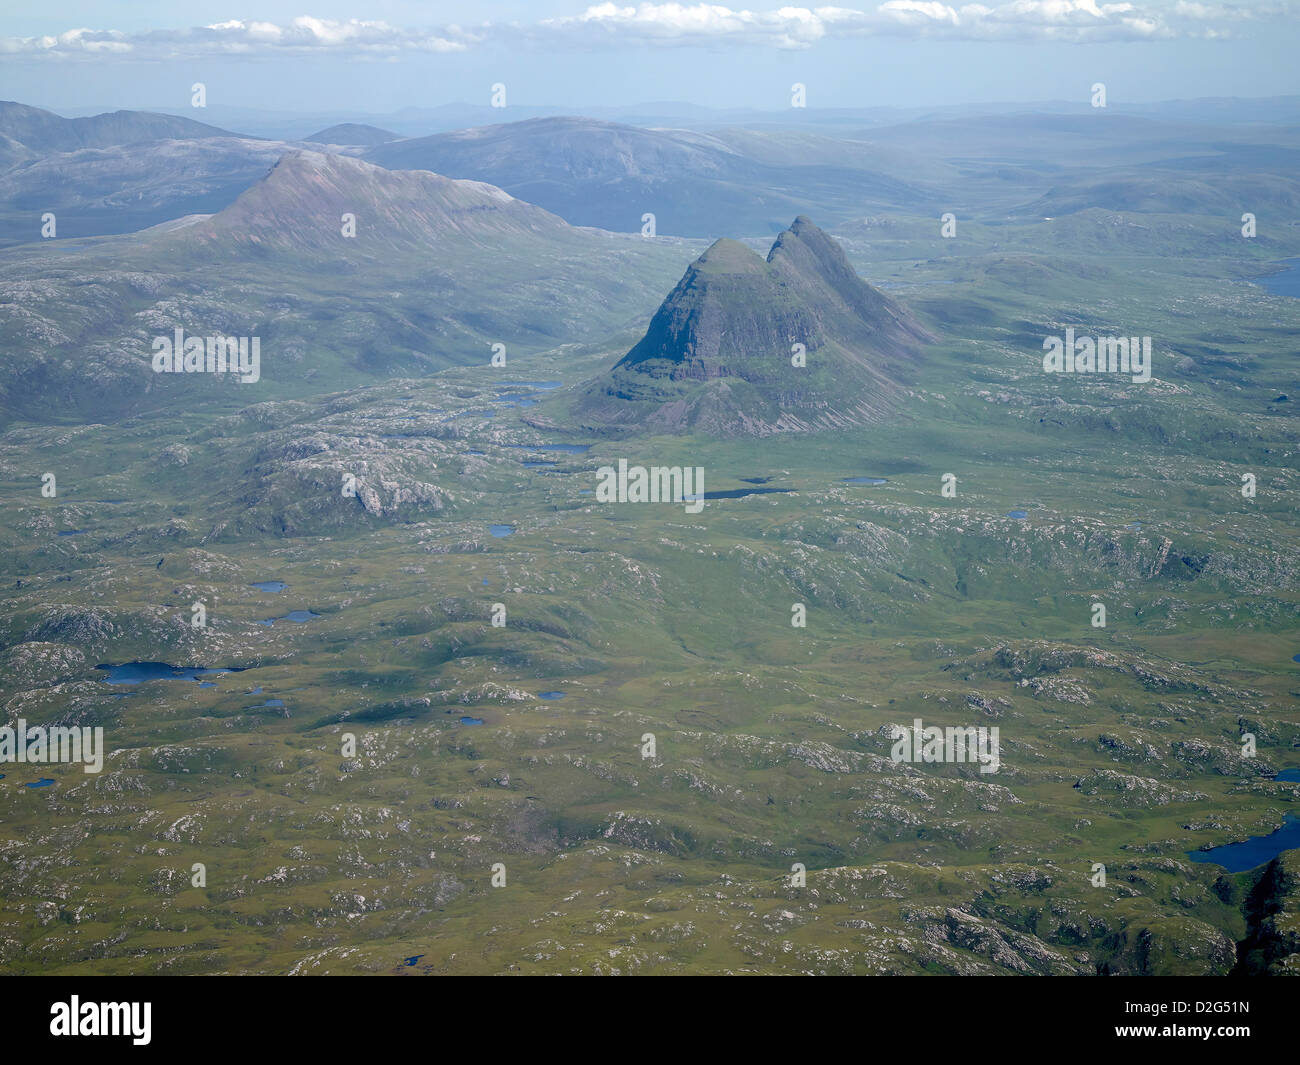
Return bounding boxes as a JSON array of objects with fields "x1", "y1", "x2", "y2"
[{"x1": 575, "y1": 216, "x2": 933, "y2": 436}]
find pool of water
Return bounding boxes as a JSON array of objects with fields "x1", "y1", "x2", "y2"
[
  {"x1": 703, "y1": 487, "x2": 794, "y2": 500},
  {"x1": 257, "y1": 610, "x2": 320, "y2": 626},
  {"x1": 250, "y1": 581, "x2": 288, "y2": 593},
  {"x1": 1007, "y1": 510, "x2": 1029, "y2": 520},
  {"x1": 1257, "y1": 259, "x2": 1300, "y2": 298},
  {"x1": 1188, "y1": 812, "x2": 1300, "y2": 872},
  {"x1": 1274, "y1": 768, "x2": 1300, "y2": 782},
  {"x1": 538, "y1": 691, "x2": 566, "y2": 700},
  {"x1": 842, "y1": 477, "x2": 888, "y2": 485},
  {"x1": 57, "y1": 530, "x2": 86, "y2": 536},
  {"x1": 459, "y1": 716, "x2": 485, "y2": 726},
  {"x1": 98, "y1": 662, "x2": 243, "y2": 685},
  {"x1": 496, "y1": 381, "x2": 563, "y2": 390},
  {"x1": 503, "y1": 443, "x2": 592, "y2": 454},
  {"x1": 523, "y1": 461, "x2": 557, "y2": 469},
  {"x1": 489, "y1": 525, "x2": 514, "y2": 538},
  {"x1": 25, "y1": 778, "x2": 54, "y2": 788}
]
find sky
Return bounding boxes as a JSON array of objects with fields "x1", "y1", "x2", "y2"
[{"x1": 1, "y1": 2, "x2": 1298, "y2": 115}]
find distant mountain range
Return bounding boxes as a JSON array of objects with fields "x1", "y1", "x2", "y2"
[
  {"x1": 576, "y1": 216, "x2": 931, "y2": 436},
  {"x1": 0, "y1": 100, "x2": 236, "y2": 166},
  {"x1": 7, "y1": 101, "x2": 1300, "y2": 249},
  {"x1": 303, "y1": 123, "x2": 400, "y2": 147},
  {"x1": 364, "y1": 116, "x2": 938, "y2": 237}
]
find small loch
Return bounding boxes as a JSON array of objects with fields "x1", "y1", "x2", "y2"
[{"x1": 1188, "y1": 812, "x2": 1300, "y2": 872}]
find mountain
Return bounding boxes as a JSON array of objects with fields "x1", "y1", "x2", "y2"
[
  {"x1": 575, "y1": 216, "x2": 931, "y2": 435},
  {"x1": 0, "y1": 101, "x2": 237, "y2": 161},
  {"x1": 189, "y1": 149, "x2": 568, "y2": 252},
  {"x1": 365, "y1": 116, "x2": 932, "y2": 237},
  {"x1": 0, "y1": 101, "x2": 271, "y2": 246},
  {"x1": 0, "y1": 150, "x2": 698, "y2": 424},
  {"x1": 0, "y1": 136, "x2": 295, "y2": 247},
  {"x1": 303, "y1": 123, "x2": 400, "y2": 147}
]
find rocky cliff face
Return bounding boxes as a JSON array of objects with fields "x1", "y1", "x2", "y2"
[
  {"x1": 576, "y1": 216, "x2": 932, "y2": 436},
  {"x1": 1237, "y1": 849, "x2": 1300, "y2": 975}
]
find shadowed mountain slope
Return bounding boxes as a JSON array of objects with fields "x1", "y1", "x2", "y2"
[{"x1": 575, "y1": 216, "x2": 932, "y2": 436}]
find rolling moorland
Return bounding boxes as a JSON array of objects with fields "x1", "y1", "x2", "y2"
[{"x1": 0, "y1": 100, "x2": 1298, "y2": 974}]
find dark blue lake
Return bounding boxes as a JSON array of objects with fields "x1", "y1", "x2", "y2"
[
  {"x1": 1275, "y1": 769, "x2": 1300, "y2": 782},
  {"x1": 842, "y1": 477, "x2": 888, "y2": 485},
  {"x1": 1257, "y1": 259, "x2": 1300, "y2": 298},
  {"x1": 459, "y1": 716, "x2": 485, "y2": 726},
  {"x1": 538, "y1": 691, "x2": 565, "y2": 700},
  {"x1": 523, "y1": 461, "x2": 557, "y2": 469},
  {"x1": 257, "y1": 610, "x2": 320, "y2": 626},
  {"x1": 489, "y1": 525, "x2": 514, "y2": 538},
  {"x1": 1188, "y1": 812, "x2": 1300, "y2": 872},
  {"x1": 25, "y1": 778, "x2": 54, "y2": 788},
  {"x1": 99, "y1": 662, "x2": 243, "y2": 685},
  {"x1": 250, "y1": 581, "x2": 288, "y2": 593},
  {"x1": 703, "y1": 487, "x2": 793, "y2": 500}
]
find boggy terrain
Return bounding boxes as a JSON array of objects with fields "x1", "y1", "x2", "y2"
[
  {"x1": 1, "y1": 227, "x2": 1297, "y2": 972},
  {"x1": 1, "y1": 98, "x2": 1299, "y2": 974}
]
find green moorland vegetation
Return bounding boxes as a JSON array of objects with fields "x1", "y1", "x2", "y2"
[{"x1": 0, "y1": 187, "x2": 1297, "y2": 974}]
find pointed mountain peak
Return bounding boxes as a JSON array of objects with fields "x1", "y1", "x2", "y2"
[
  {"x1": 767, "y1": 214, "x2": 857, "y2": 284},
  {"x1": 577, "y1": 216, "x2": 934, "y2": 436},
  {"x1": 692, "y1": 237, "x2": 769, "y2": 275}
]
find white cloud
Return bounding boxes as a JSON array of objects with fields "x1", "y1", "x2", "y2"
[{"x1": 0, "y1": 3, "x2": 1290, "y2": 58}]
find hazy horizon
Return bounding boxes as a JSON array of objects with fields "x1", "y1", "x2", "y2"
[{"x1": 4, "y1": 2, "x2": 1300, "y2": 114}]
